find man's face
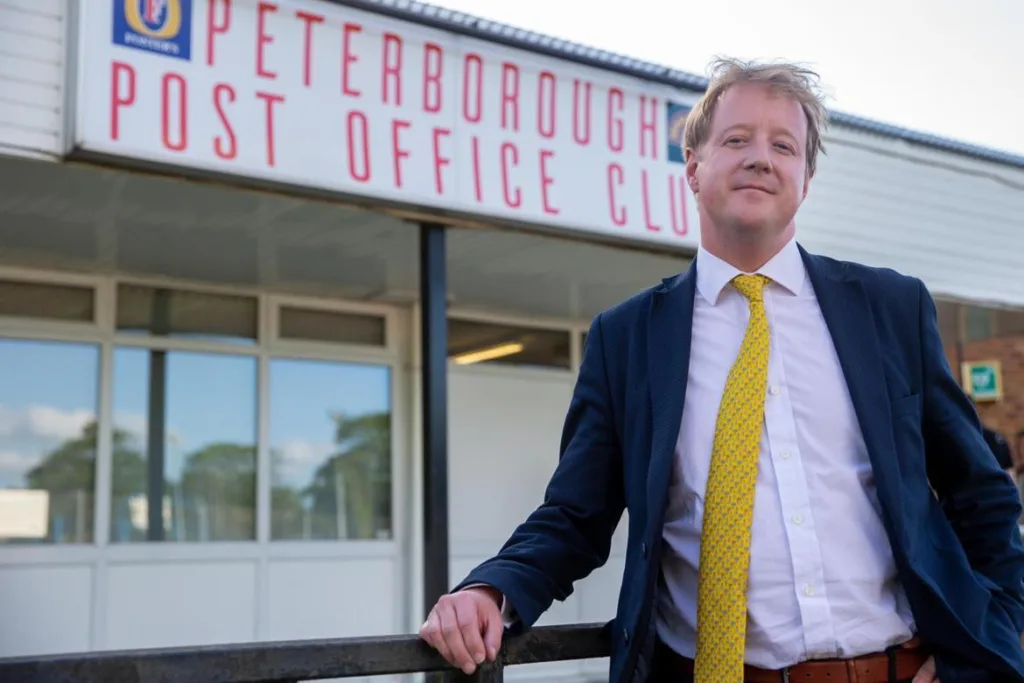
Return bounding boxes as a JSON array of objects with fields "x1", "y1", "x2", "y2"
[{"x1": 686, "y1": 82, "x2": 811, "y2": 241}]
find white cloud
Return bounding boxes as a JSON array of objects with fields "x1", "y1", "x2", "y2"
[
  {"x1": 0, "y1": 450, "x2": 38, "y2": 475},
  {"x1": 278, "y1": 438, "x2": 334, "y2": 466},
  {"x1": 112, "y1": 412, "x2": 184, "y2": 449},
  {"x1": 0, "y1": 404, "x2": 94, "y2": 441},
  {"x1": 273, "y1": 439, "x2": 335, "y2": 486}
]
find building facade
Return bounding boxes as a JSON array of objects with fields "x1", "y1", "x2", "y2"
[{"x1": 1, "y1": 1, "x2": 1023, "y2": 681}]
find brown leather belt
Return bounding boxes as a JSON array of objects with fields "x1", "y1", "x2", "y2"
[{"x1": 652, "y1": 638, "x2": 930, "y2": 682}]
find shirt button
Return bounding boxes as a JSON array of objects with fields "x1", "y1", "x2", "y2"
[
  {"x1": 768, "y1": 386, "x2": 781, "y2": 396},
  {"x1": 804, "y1": 584, "x2": 815, "y2": 596},
  {"x1": 781, "y1": 450, "x2": 793, "y2": 460},
  {"x1": 623, "y1": 628, "x2": 630, "y2": 645},
  {"x1": 791, "y1": 514, "x2": 803, "y2": 525},
  {"x1": 641, "y1": 542, "x2": 648, "y2": 559}
]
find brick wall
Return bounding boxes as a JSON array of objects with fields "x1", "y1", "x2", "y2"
[{"x1": 945, "y1": 334, "x2": 1024, "y2": 467}]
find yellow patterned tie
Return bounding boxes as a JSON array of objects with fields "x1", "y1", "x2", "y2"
[{"x1": 694, "y1": 274, "x2": 772, "y2": 682}]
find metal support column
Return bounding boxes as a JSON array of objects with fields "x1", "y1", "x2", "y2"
[{"x1": 420, "y1": 221, "x2": 450, "y2": 627}]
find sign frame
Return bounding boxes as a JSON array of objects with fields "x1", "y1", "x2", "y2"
[
  {"x1": 64, "y1": 0, "x2": 705, "y2": 253},
  {"x1": 961, "y1": 359, "x2": 1003, "y2": 402}
]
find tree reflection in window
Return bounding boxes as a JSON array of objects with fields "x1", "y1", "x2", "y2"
[
  {"x1": 109, "y1": 348, "x2": 257, "y2": 543},
  {"x1": 270, "y1": 360, "x2": 392, "y2": 541},
  {"x1": 0, "y1": 339, "x2": 98, "y2": 545}
]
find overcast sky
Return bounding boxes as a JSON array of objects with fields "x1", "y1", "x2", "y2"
[{"x1": 430, "y1": 0, "x2": 1024, "y2": 158}]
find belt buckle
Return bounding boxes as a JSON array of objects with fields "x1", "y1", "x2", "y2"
[{"x1": 780, "y1": 667, "x2": 790, "y2": 683}]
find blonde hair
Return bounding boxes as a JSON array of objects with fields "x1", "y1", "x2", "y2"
[{"x1": 683, "y1": 57, "x2": 830, "y2": 176}]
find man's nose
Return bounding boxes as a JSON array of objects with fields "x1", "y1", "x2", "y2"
[{"x1": 744, "y1": 139, "x2": 773, "y2": 172}]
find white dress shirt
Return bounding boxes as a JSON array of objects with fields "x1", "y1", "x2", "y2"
[{"x1": 654, "y1": 238, "x2": 916, "y2": 668}]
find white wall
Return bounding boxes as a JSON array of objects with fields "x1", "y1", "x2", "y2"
[
  {"x1": 0, "y1": 0, "x2": 66, "y2": 158},
  {"x1": 448, "y1": 364, "x2": 626, "y2": 681},
  {"x1": 801, "y1": 126, "x2": 1024, "y2": 307}
]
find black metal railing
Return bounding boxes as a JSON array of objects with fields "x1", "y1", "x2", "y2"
[{"x1": 0, "y1": 622, "x2": 609, "y2": 683}]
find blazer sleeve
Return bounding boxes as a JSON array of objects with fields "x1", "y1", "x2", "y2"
[
  {"x1": 451, "y1": 312, "x2": 627, "y2": 631},
  {"x1": 917, "y1": 279, "x2": 1024, "y2": 632}
]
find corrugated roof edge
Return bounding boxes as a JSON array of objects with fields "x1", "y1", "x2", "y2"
[{"x1": 329, "y1": 0, "x2": 1024, "y2": 173}]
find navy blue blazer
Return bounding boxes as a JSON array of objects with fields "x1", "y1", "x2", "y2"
[{"x1": 456, "y1": 245, "x2": 1024, "y2": 683}]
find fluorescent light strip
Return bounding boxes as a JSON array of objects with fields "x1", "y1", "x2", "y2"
[{"x1": 452, "y1": 342, "x2": 525, "y2": 365}]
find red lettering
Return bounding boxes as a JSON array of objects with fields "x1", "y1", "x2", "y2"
[
  {"x1": 670, "y1": 175, "x2": 689, "y2": 236},
  {"x1": 463, "y1": 53, "x2": 482, "y2": 123},
  {"x1": 256, "y1": 2, "x2": 277, "y2": 80},
  {"x1": 256, "y1": 91, "x2": 284, "y2": 167},
  {"x1": 206, "y1": 0, "x2": 231, "y2": 67},
  {"x1": 607, "y1": 88, "x2": 624, "y2": 152},
  {"x1": 213, "y1": 83, "x2": 237, "y2": 160},
  {"x1": 296, "y1": 10, "x2": 324, "y2": 87},
  {"x1": 573, "y1": 79, "x2": 592, "y2": 146},
  {"x1": 471, "y1": 136, "x2": 482, "y2": 202},
  {"x1": 640, "y1": 95, "x2": 658, "y2": 159},
  {"x1": 432, "y1": 127, "x2": 451, "y2": 195},
  {"x1": 607, "y1": 163, "x2": 626, "y2": 226},
  {"x1": 342, "y1": 23, "x2": 362, "y2": 97},
  {"x1": 642, "y1": 170, "x2": 660, "y2": 232},
  {"x1": 539, "y1": 150, "x2": 558, "y2": 215},
  {"x1": 382, "y1": 33, "x2": 403, "y2": 106},
  {"x1": 347, "y1": 111, "x2": 371, "y2": 182},
  {"x1": 500, "y1": 142, "x2": 521, "y2": 208},
  {"x1": 161, "y1": 73, "x2": 187, "y2": 152},
  {"x1": 423, "y1": 42, "x2": 443, "y2": 114},
  {"x1": 501, "y1": 63, "x2": 520, "y2": 131},
  {"x1": 391, "y1": 119, "x2": 411, "y2": 187},
  {"x1": 110, "y1": 61, "x2": 135, "y2": 141},
  {"x1": 537, "y1": 71, "x2": 556, "y2": 139}
]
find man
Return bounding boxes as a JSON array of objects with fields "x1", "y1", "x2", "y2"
[{"x1": 419, "y1": 58, "x2": 1024, "y2": 682}]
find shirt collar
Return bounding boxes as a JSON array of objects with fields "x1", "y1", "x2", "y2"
[{"x1": 695, "y1": 237, "x2": 807, "y2": 305}]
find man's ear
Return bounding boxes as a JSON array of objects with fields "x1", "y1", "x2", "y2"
[{"x1": 685, "y1": 147, "x2": 699, "y2": 195}]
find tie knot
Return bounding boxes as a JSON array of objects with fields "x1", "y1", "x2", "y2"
[{"x1": 732, "y1": 274, "x2": 771, "y2": 302}]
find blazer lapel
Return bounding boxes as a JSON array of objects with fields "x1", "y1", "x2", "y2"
[
  {"x1": 646, "y1": 261, "x2": 697, "y2": 522},
  {"x1": 800, "y1": 245, "x2": 906, "y2": 543}
]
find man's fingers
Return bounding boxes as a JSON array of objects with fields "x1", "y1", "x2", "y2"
[
  {"x1": 419, "y1": 610, "x2": 455, "y2": 666},
  {"x1": 419, "y1": 590, "x2": 504, "y2": 673},
  {"x1": 912, "y1": 655, "x2": 938, "y2": 683},
  {"x1": 437, "y1": 604, "x2": 477, "y2": 674},
  {"x1": 454, "y1": 600, "x2": 487, "y2": 665},
  {"x1": 482, "y1": 606, "x2": 504, "y2": 660}
]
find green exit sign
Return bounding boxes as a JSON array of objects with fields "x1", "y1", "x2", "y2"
[{"x1": 961, "y1": 360, "x2": 1002, "y2": 402}]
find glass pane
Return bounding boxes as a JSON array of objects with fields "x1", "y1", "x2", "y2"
[
  {"x1": 964, "y1": 305, "x2": 992, "y2": 342},
  {"x1": 0, "y1": 279, "x2": 94, "y2": 322},
  {"x1": 448, "y1": 319, "x2": 571, "y2": 370},
  {"x1": 0, "y1": 339, "x2": 98, "y2": 544},
  {"x1": 279, "y1": 306, "x2": 386, "y2": 346},
  {"x1": 270, "y1": 359, "x2": 392, "y2": 541},
  {"x1": 110, "y1": 348, "x2": 257, "y2": 543},
  {"x1": 934, "y1": 299, "x2": 959, "y2": 348},
  {"x1": 995, "y1": 308, "x2": 1024, "y2": 337},
  {"x1": 116, "y1": 284, "x2": 257, "y2": 344}
]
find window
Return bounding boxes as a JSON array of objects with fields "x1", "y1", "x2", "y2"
[
  {"x1": 117, "y1": 284, "x2": 257, "y2": 344},
  {"x1": 448, "y1": 319, "x2": 571, "y2": 370},
  {"x1": 0, "y1": 339, "x2": 99, "y2": 544},
  {"x1": 0, "y1": 279, "x2": 94, "y2": 322},
  {"x1": 109, "y1": 349, "x2": 257, "y2": 543},
  {"x1": 279, "y1": 306, "x2": 386, "y2": 347},
  {"x1": 269, "y1": 359, "x2": 392, "y2": 541}
]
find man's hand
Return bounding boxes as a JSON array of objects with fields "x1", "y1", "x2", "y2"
[
  {"x1": 419, "y1": 586, "x2": 504, "y2": 675},
  {"x1": 908, "y1": 637, "x2": 938, "y2": 683}
]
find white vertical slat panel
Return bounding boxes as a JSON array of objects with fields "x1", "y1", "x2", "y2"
[{"x1": 0, "y1": 0, "x2": 66, "y2": 157}]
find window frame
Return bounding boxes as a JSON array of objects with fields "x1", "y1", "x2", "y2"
[{"x1": 0, "y1": 267, "x2": 404, "y2": 566}]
